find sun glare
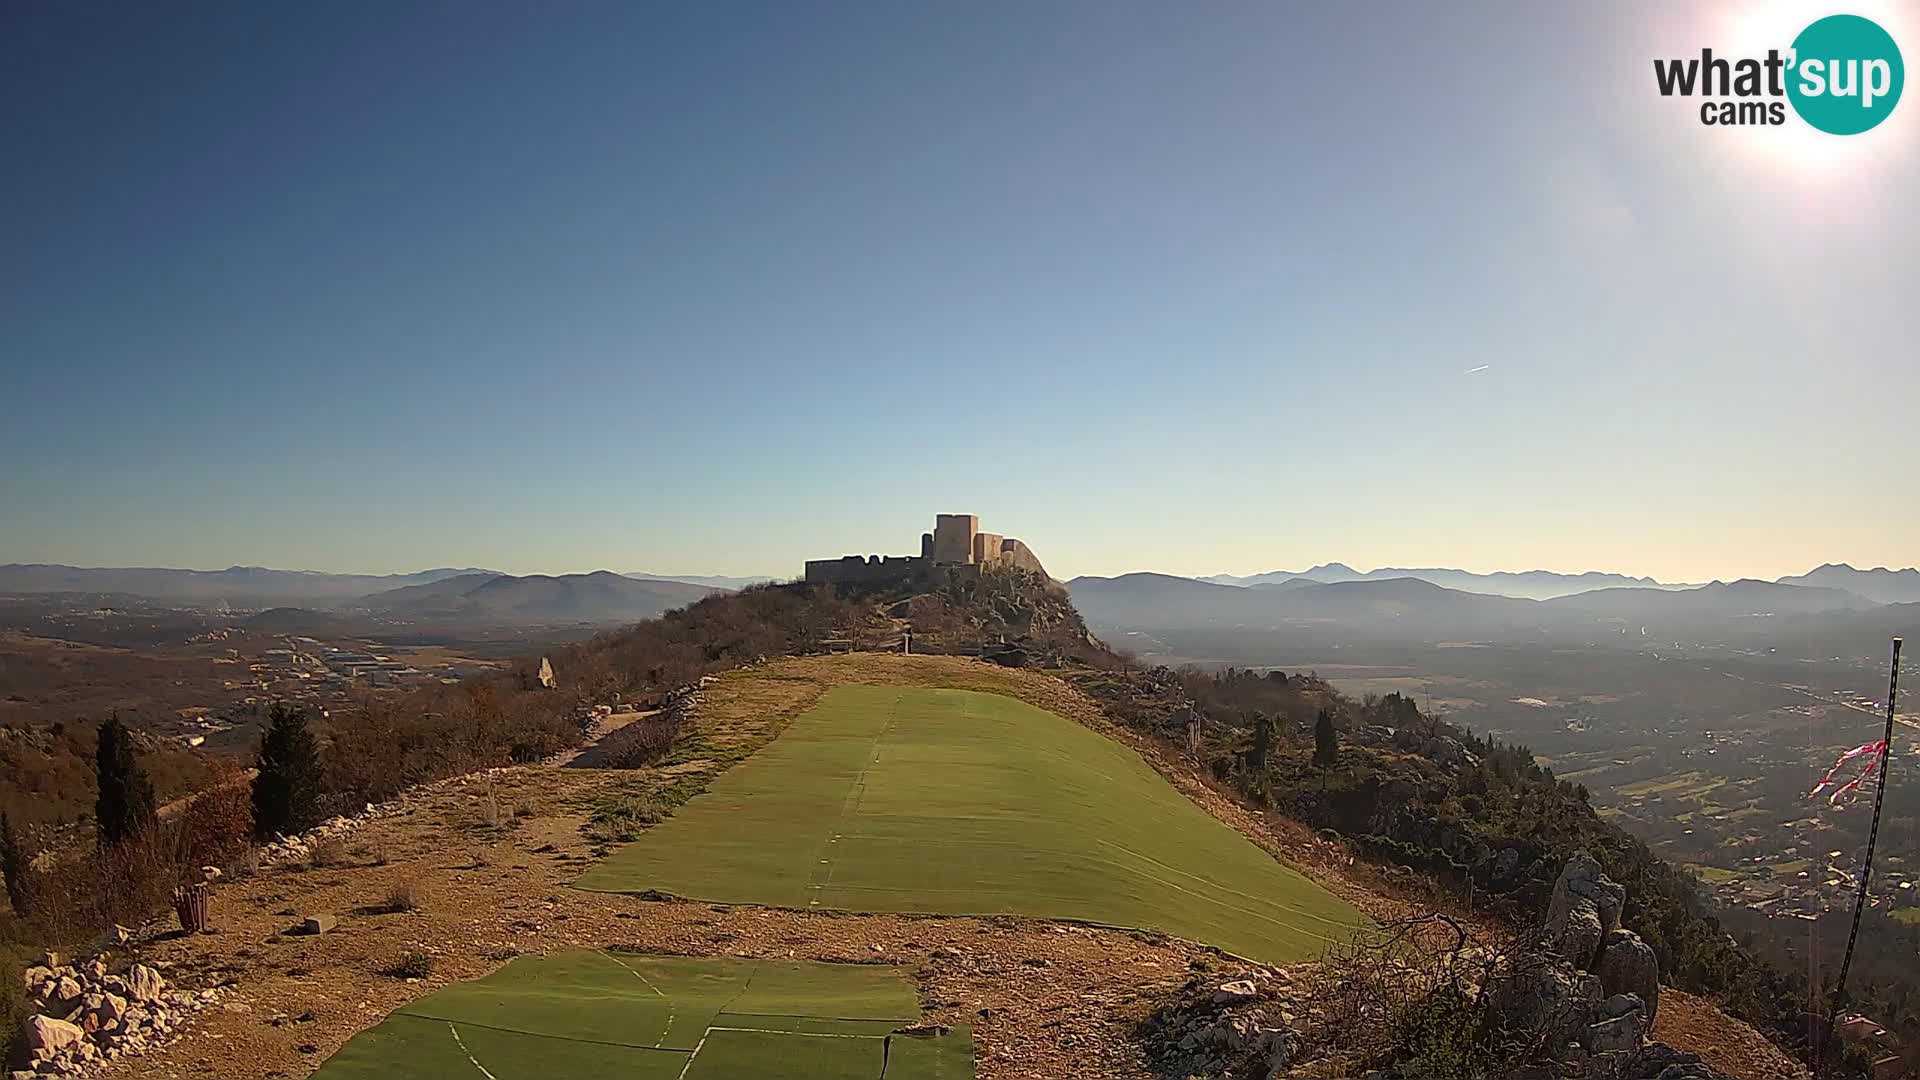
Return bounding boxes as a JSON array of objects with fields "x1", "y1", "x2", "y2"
[{"x1": 1708, "y1": 0, "x2": 1915, "y2": 183}]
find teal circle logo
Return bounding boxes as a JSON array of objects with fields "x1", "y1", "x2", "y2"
[{"x1": 1787, "y1": 14, "x2": 1904, "y2": 134}]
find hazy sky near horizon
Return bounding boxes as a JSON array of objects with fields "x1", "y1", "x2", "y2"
[{"x1": 4, "y1": 1, "x2": 1915, "y2": 583}]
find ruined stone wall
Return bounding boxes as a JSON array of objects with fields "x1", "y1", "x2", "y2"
[
  {"x1": 932, "y1": 514, "x2": 979, "y2": 565},
  {"x1": 997, "y1": 538, "x2": 1047, "y2": 578},
  {"x1": 971, "y1": 531, "x2": 1004, "y2": 565},
  {"x1": 803, "y1": 555, "x2": 926, "y2": 587}
]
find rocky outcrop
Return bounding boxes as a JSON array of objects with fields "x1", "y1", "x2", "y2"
[
  {"x1": 1489, "y1": 952, "x2": 1604, "y2": 1051},
  {"x1": 1596, "y1": 929, "x2": 1661, "y2": 1022},
  {"x1": 13, "y1": 951, "x2": 226, "y2": 1077},
  {"x1": 1546, "y1": 851, "x2": 1625, "y2": 968},
  {"x1": 1389, "y1": 727, "x2": 1484, "y2": 774},
  {"x1": 1138, "y1": 970, "x2": 1303, "y2": 1080},
  {"x1": 1480, "y1": 852, "x2": 1721, "y2": 1080},
  {"x1": 1586, "y1": 993, "x2": 1650, "y2": 1053}
]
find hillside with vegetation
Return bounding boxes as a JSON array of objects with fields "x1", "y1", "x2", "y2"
[{"x1": 0, "y1": 565, "x2": 1840, "y2": 1077}]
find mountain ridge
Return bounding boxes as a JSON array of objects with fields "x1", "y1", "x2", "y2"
[
  {"x1": 1069, "y1": 571, "x2": 1880, "y2": 633},
  {"x1": 1202, "y1": 563, "x2": 1676, "y2": 599},
  {"x1": 354, "y1": 570, "x2": 717, "y2": 624}
]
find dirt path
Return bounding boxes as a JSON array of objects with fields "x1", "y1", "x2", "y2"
[{"x1": 549, "y1": 709, "x2": 657, "y2": 768}]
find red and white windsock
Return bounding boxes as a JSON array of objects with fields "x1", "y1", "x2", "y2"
[{"x1": 1809, "y1": 741, "x2": 1888, "y2": 806}]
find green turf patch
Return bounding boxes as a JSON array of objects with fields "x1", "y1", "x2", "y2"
[
  {"x1": 310, "y1": 1014, "x2": 691, "y2": 1080},
  {"x1": 311, "y1": 952, "x2": 970, "y2": 1079},
  {"x1": 683, "y1": 1029, "x2": 881, "y2": 1080},
  {"x1": 576, "y1": 685, "x2": 1365, "y2": 963},
  {"x1": 887, "y1": 1025, "x2": 978, "y2": 1078}
]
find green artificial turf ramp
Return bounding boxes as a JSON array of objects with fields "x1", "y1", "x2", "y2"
[
  {"x1": 886, "y1": 1025, "x2": 978, "y2": 1078},
  {"x1": 683, "y1": 1029, "x2": 881, "y2": 1080},
  {"x1": 310, "y1": 1013, "x2": 691, "y2": 1080},
  {"x1": 311, "y1": 952, "x2": 971, "y2": 1079},
  {"x1": 576, "y1": 685, "x2": 1365, "y2": 963}
]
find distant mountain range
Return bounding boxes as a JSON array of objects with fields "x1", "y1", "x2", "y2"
[
  {"x1": 352, "y1": 571, "x2": 716, "y2": 623},
  {"x1": 6, "y1": 558, "x2": 1912, "y2": 631},
  {"x1": 624, "y1": 572, "x2": 778, "y2": 590},
  {"x1": 0, "y1": 564, "x2": 500, "y2": 606},
  {"x1": 0, "y1": 563, "x2": 730, "y2": 624},
  {"x1": 1069, "y1": 574, "x2": 1539, "y2": 632},
  {"x1": 1199, "y1": 561, "x2": 1920, "y2": 604},
  {"x1": 1068, "y1": 572, "x2": 1894, "y2": 638},
  {"x1": 1774, "y1": 563, "x2": 1920, "y2": 605},
  {"x1": 1200, "y1": 563, "x2": 1675, "y2": 600}
]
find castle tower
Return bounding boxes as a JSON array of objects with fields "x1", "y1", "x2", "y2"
[{"x1": 931, "y1": 514, "x2": 979, "y2": 565}]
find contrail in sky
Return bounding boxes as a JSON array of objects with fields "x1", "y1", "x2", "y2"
[{"x1": 1464, "y1": 364, "x2": 1490, "y2": 374}]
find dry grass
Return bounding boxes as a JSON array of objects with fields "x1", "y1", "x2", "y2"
[
  {"x1": 380, "y1": 950, "x2": 434, "y2": 979},
  {"x1": 307, "y1": 837, "x2": 349, "y2": 869},
  {"x1": 379, "y1": 880, "x2": 425, "y2": 914}
]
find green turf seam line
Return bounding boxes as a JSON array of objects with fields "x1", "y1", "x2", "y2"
[
  {"x1": 706, "y1": 1026, "x2": 885, "y2": 1039},
  {"x1": 805, "y1": 691, "x2": 903, "y2": 909},
  {"x1": 392, "y1": 1011, "x2": 700, "y2": 1054},
  {"x1": 597, "y1": 948, "x2": 675, "y2": 1048},
  {"x1": 674, "y1": 1031, "x2": 709, "y2": 1080},
  {"x1": 714, "y1": 958, "x2": 763, "y2": 1017},
  {"x1": 447, "y1": 1023, "x2": 499, "y2": 1080},
  {"x1": 716, "y1": 1011, "x2": 916, "y2": 1023}
]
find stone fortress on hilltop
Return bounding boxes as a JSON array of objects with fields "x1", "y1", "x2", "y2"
[{"x1": 804, "y1": 513, "x2": 1047, "y2": 587}]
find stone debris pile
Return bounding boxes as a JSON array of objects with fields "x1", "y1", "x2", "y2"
[
  {"x1": 256, "y1": 806, "x2": 381, "y2": 866},
  {"x1": 1137, "y1": 968, "x2": 1305, "y2": 1080},
  {"x1": 11, "y1": 952, "x2": 225, "y2": 1078}
]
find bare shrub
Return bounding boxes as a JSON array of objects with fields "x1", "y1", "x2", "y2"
[
  {"x1": 23, "y1": 830, "x2": 190, "y2": 946},
  {"x1": 381, "y1": 950, "x2": 434, "y2": 979},
  {"x1": 179, "y1": 758, "x2": 254, "y2": 869},
  {"x1": 380, "y1": 880, "x2": 424, "y2": 913},
  {"x1": 307, "y1": 837, "x2": 349, "y2": 869},
  {"x1": 587, "y1": 790, "x2": 671, "y2": 844},
  {"x1": 0, "y1": 962, "x2": 23, "y2": 1069},
  {"x1": 1303, "y1": 914, "x2": 1538, "y2": 1079},
  {"x1": 229, "y1": 845, "x2": 263, "y2": 881}
]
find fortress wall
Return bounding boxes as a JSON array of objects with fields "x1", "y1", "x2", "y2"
[
  {"x1": 972, "y1": 532, "x2": 1004, "y2": 565},
  {"x1": 804, "y1": 515, "x2": 1046, "y2": 586},
  {"x1": 804, "y1": 555, "x2": 926, "y2": 586},
  {"x1": 997, "y1": 538, "x2": 1047, "y2": 577}
]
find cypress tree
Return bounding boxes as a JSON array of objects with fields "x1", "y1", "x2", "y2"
[
  {"x1": 253, "y1": 702, "x2": 324, "y2": 840},
  {"x1": 1313, "y1": 708, "x2": 1339, "y2": 767},
  {"x1": 95, "y1": 714, "x2": 158, "y2": 845},
  {"x1": 1, "y1": 810, "x2": 30, "y2": 914},
  {"x1": 1249, "y1": 712, "x2": 1274, "y2": 772}
]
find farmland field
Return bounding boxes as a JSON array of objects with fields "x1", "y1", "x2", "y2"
[
  {"x1": 311, "y1": 952, "x2": 971, "y2": 1079},
  {"x1": 576, "y1": 685, "x2": 1364, "y2": 963}
]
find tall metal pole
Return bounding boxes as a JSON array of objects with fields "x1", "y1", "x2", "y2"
[{"x1": 1824, "y1": 637, "x2": 1903, "y2": 1068}]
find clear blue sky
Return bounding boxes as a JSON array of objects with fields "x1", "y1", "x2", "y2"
[{"x1": 3, "y1": 1, "x2": 1915, "y2": 582}]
